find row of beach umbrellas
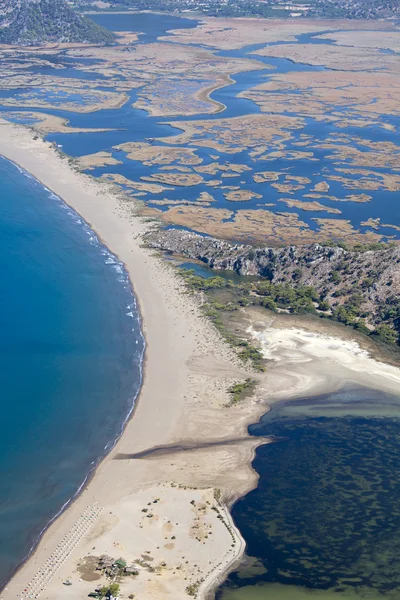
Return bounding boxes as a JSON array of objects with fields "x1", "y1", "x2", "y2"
[{"x1": 19, "y1": 504, "x2": 103, "y2": 600}]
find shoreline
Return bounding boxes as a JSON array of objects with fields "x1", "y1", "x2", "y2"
[
  {"x1": 0, "y1": 120, "x2": 267, "y2": 600},
  {"x1": 196, "y1": 74, "x2": 232, "y2": 115},
  {"x1": 1, "y1": 120, "x2": 400, "y2": 600},
  {"x1": 0, "y1": 157, "x2": 147, "y2": 590}
]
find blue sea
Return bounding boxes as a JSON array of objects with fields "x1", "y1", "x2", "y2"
[
  {"x1": 0, "y1": 13, "x2": 198, "y2": 589},
  {"x1": 2, "y1": 11, "x2": 400, "y2": 596},
  {"x1": 0, "y1": 158, "x2": 144, "y2": 587}
]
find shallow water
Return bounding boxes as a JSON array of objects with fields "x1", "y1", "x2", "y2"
[
  {"x1": 217, "y1": 388, "x2": 400, "y2": 600},
  {"x1": 89, "y1": 11, "x2": 198, "y2": 42},
  {"x1": 0, "y1": 158, "x2": 144, "y2": 587},
  {"x1": 1, "y1": 14, "x2": 399, "y2": 240}
]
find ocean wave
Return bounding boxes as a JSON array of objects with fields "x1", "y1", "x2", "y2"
[
  {"x1": 1, "y1": 156, "x2": 146, "y2": 589},
  {"x1": 14, "y1": 160, "x2": 136, "y2": 300}
]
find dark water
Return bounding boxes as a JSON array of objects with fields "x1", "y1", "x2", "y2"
[
  {"x1": 175, "y1": 260, "x2": 260, "y2": 283},
  {"x1": 0, "y1": 158, "x2": 144, "y2": 587},
  {"x1": 89, "y1": 11, "x2": 198, "y2": 42},
  {"x1": 217, "y1": 388, "x2": 400, "y2": 600}
]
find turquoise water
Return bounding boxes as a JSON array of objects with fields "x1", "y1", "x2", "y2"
[
  {"x1": 217, "y1": 388, "x2": 400, "y2": 600},
  {"x1": 0, "y1": 158, "x2": 144, "y2": 587}
]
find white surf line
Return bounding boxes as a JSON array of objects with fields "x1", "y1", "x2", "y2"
[{"x1": 19, "y1": 504, "x2": 103, "y2": 600}]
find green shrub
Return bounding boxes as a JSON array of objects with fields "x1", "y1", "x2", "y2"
[
  {"x1": 372, "y1": 324, "x2": 398, "y2": 345},
  {"x1": 318, "y1": 300, "x2": 330, "y2": 311},
  {"x1": 228, "y1": 378, "x2": 256, "y2": 404}
]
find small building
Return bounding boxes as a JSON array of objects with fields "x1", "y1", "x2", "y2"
[
  {"x1": 114, "y1": 558, "x2": 127, "y2": 569},
  {"x1": 124, "y1": 566, "x2": 138, "y2": 575}
]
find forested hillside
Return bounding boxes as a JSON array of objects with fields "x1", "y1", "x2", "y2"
[
  {"x1": 147, "y1": 229, "x2": 400, "y2": 346},
  {"x1": 0, "y1": 0, "x2": 114, "y2": 45}
]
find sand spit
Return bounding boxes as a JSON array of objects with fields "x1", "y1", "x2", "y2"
[
  {"x1": 0, "y1": 120, "x2": 264, "y2": 600},
  {"x1": 1, "y1": 121, "x2": 400, "y2": 600}
]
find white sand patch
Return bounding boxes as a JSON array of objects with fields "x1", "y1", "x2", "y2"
[{"x1": 250, "y1": 324, "x2": 400, "y2": 401}]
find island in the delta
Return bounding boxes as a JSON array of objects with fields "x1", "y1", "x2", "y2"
[{"x1": 1, "y1": 1, "x2": 400, "y2": 600}]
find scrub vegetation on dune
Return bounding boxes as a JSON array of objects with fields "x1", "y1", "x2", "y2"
[{"x1": 177, "y1": 268, "x2": 345, "y2": 371}]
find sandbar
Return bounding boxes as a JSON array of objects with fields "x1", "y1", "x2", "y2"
[{"x1": 0, "y1": 121, "x2": 261, "y2": 600}]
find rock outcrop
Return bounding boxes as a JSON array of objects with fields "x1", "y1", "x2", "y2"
[{"x1": 146, "y1": 228, "x2": 400, "y2": 337}]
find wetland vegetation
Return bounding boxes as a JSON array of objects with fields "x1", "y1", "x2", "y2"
[
  {"x1": 217, "y1": 391, "x2": 400, "y2": 600},
  {"x1": 2, "y1": 15, "x2": 400, "y2": 247}
]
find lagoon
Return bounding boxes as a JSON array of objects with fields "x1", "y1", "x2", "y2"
[{"x1": 217, "y1": 387, "x2": 400, "y2": 600}]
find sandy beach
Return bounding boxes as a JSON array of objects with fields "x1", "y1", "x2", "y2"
[
  {"x1": 1, "y1": 120, "x2": 400, "y2": 600},
  {"x1": 0, "y1": 120, "x2": 265, "y2": 600}
]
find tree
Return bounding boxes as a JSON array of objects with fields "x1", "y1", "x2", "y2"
[
  {"x1": 318, "y1": 300, "x2": 330, "y2": 312},
  {"x1": 373, "y1": 324, "x2": 398, "y2": 345},
  {"x1": 332, "y1": 306, "x2": 355, "y2": 326},
  {"x1": 108, "y1": 584, "x2": 120, "y2": 598},
  {"x1": 99, "y1": 584, "x2": 120, "y2": 599},
  {"x1": 292, "y1": 267, "x2": 302, "y2": 282},
  {"x1": 260, "y1": 297, "x2": 277, "y2": 312}
]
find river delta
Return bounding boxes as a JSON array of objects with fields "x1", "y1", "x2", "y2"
[
  {"x1": 0, "y1": 13, "x2": 400, "y2": 245},
  {"x1": 2, "y1": 11, "x2": 400, "y2": 600}
]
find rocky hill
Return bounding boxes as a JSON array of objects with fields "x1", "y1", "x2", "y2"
[
  {"x1": 0, "y1": 0, "x2": 114, "y2": 45},
  {"x1": 147, "y1": 228, "x2": 400, "y2": 344}
]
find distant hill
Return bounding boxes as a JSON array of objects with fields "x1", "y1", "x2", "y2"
[
  {"x1": 0, "y1": 0, "x2": 115, "y2": 45},
  {"x1": 73, "y1": 0, "x2": 400, "y2": 20}
]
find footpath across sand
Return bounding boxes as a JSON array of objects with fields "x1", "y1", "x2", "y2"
[{"x1": 1, "y1": 120, "x2": 400, "y2": 600}]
